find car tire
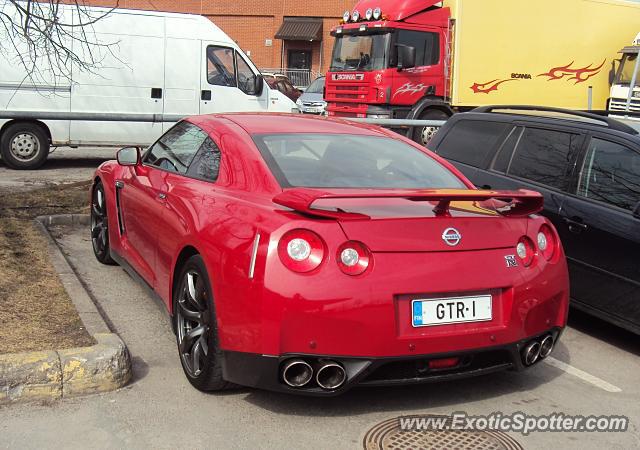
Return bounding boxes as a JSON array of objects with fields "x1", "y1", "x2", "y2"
[
  {"x1": 412, "y1": 109, "x2": 449, "y2": 147},
  {"x1": 90, "y1": 181, "x2": 116, "y2": 265},
  {"x1": 0, "y1": 122, "x2": 50, "y2": 170},
  {"x1": 174, "y1": 255, "x2": 233, "y2": 392}
]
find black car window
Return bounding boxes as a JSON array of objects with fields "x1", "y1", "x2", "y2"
[
  {"x1": 393, "y1": 30, "x2": 440, "y2": 66},
  {"x1": 435, "y1": 120, "x2": 510, "y2": 168},
  {"x1": 492, "y1": 126, "x2": 523, "y2": 173},
  {"x1": 577, "y1": 137, "x2": 640, "y2": 212},
  {"x1": 207, "y1": 46, "x2": 236, "y2": 87},
  {"x1": 506, "y1": 127, "x2": 581, "y2": 191},
  {"x1": 187, "y1": 137, "x2": 222, "y2": 182},
  {"x1": 145, "y1": 122, "x2": 208, "y2": 174}
]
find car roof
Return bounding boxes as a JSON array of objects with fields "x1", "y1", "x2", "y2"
[
  {"x1": 190, "y1": 113, "x2": 388, "y2": 136},
  {"x1": 452, "y1": 106, "x2": 640, "y2": 142}
]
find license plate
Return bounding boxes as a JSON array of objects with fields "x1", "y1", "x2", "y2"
[
  {"x1": 305, "y1": 107, "x2": 321, "y2": 113},
  {"x1": 412, "y1": 295, "x2": 492, "y2": 327}
]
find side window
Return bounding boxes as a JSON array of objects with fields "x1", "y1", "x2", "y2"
[
  {"x1": 187, "y1": 138, "x2": 222, "y2": 182},
  {"x1": 145, "y1": 122, "x2": 208, "y2": 174},
  {"x1": 395, "y1": 30, "x2": 440, "y2": 66},
  {"x1": 236, "y1": 55, "x2": 259, "y2": 95},
  {"x1": 577, "y1": 137, "x2": 640, "y2": 211},
  {"x1": 207, "y1": 46, "x2": 236, "y2": 87},
  {"x1": 506, "y1": 128, "x2": 581, "y2": 191},
  {"x1": 492, "y1": 127, "x2": 523, "y2": 173},
  {"x1": 434, "y1": 120, "x2": 510, "y2": 168}
]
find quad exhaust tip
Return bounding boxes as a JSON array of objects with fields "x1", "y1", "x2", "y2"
[
  {"x1": 522, "y1": 334, "x2": 555, "y2": 366},
  {"x1": 522, "y1": 341, "x2": 541, "y2": 366},
  {"x1": 539, "y1": 335, "x2": 555, "y2": 359},
  {"x1": 282, "y1": 359, "x2": 313, "y2": 387},
  {"x1": 316, "y1": 361, "x2": 347, "y2": 390}
]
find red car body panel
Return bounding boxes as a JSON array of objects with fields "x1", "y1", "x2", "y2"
[{"x1": 94, "y1": 113, "x2": 569, "y2": 394}]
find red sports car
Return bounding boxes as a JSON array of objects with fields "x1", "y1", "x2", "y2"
[{"x1": 91, "y1": 113, "x2": 569, "y2": 395}]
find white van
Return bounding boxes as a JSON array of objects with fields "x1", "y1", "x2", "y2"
[{"x1": 0, "y1": 2, "x2": 297, "y2": 169}]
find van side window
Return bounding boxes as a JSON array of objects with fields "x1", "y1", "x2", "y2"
[
  {"x1": 236, "y1": 55, "x2": 259, "y2": 95},
  {"x1": 506, "y1": 128, "x2": 580, "y2": 191},
  {"x1": 207, "y1": 46, "x2": 236, "y2": 87},
  {"x1": 434, "y1": 120, "x2": 509, "y2": 168},
  {"x1": 187, "y1": 138, "x2": 222, "y2": 182},
  {"x1": 577, "y1": 138, "x2": 640, "y2": 211},
  {"x1": 146, "y1": 122, "x2": 208, "y2": 174},
  {"x1": 393, "y1": 30, "x2": 440, "y2": 66}
]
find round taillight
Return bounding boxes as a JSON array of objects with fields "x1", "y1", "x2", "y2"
[
  {"x1": 537, "y1": 224, "x2": 556, "y2": 260},
  {"x1": 337, "y1": 241, "x2": 372, "y2": 275},
  {"x1": 278, "y1": 229, "x2": 325, "y2": 273},
  {"x1": 516, "y1": 236, "x2": 535, "y2": 267}
]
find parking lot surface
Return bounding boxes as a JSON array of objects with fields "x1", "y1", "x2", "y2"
[{"x1": 0, "y1": 220, "x2": 637, "y2": 449}]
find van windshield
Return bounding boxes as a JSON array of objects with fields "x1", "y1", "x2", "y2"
[
  {"x1": 253, "y1": 133, "x2": 465, "y2": 189},
  {"x1": 330, "y1": 33, "x2": 389, "y2": 72}
]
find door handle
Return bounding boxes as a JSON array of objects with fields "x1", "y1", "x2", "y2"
[
  {"x1": 563, "y1": 217, "x2": 588, "y2": 233},
  {"x1": 151, "y1": 88, "x2": 163, "y2": 99},
  {"x1": 201, "y1": 90, "x2": 212, "y2": 101}
]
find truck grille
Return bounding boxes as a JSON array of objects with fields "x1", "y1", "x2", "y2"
[{"x1": 609, "y1": 98, "x2": 640, "y2": 112}]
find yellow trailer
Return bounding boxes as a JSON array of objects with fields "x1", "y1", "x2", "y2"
[{"x1": 449, "y1": 0, "x2": 640, "y2": 110}]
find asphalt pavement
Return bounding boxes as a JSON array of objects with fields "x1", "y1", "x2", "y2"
[{"x1": 0, "y1": 148, "x2": 639, "y2": 450}]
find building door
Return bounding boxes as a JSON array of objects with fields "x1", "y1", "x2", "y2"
[{"x1": 288, "y1": 50, "x2": 311, "y2": 70}]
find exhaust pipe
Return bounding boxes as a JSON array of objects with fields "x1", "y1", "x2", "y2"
[
  {"x1": 315, "y1": 361, "x2": 347, "y2": 390},
  {"x1": 522, "y1": 341, "x2": 541, "y2": 366},
  {"x1": 539, "y1": 335, "x2": 554, "y2": 359},
  {"x1": 282, "y1": 359, "x2": 313, "y2": 387}
]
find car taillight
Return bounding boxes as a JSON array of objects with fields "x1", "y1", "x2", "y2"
[
  {"x1": 516, "y1": 236, "x2": 535, "y2": 267},
  {"x1": 278, "y1": 229, "x2": 325, "y2": 273},
  {"x1": 337, "y1": 241, "x2": 372, "y2": 275},
  {"x1": 537, "y1": 224, "x2": 556, "y2": 260}
]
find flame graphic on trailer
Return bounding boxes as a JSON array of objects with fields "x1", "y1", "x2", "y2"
[
  {"x1": 469, "y1": 79, "x2": 516, "y2": 94},
  {"x1": 538, "y1": 60, "x2": 606, "y2": 84}
]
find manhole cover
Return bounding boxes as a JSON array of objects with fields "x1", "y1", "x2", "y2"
[{"x1": 363, "y1": 416, "x2": 523, "y2": 450}]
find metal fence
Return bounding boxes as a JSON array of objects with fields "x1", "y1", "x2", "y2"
[{"x1": 259, "y1": 68, "x2": 321, "y2": 88}]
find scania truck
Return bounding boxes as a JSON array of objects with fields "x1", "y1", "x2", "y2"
[
  {"x1": 609, "y1": 32, "x2": 640, "y2": 119},
  {"x1": 326, "y1": 0, "x2": 640, "y2": 144}
]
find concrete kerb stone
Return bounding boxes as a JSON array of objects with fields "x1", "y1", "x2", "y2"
[{"x1": 0, "y1": 214, "x2": 131, "y2": 405}]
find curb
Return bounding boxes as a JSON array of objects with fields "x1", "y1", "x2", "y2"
[{"x1": 0, "y1": 215, "x2": 131, "y2": 405}]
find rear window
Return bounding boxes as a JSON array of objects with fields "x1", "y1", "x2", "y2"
[
  {"x1": 253, "y1": 134, "x2": 465, "y2": 189},
  {"x1": 434, "y1": 120, "x2": 510, "y2": 167}
]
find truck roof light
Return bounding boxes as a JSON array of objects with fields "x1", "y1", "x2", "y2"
[
  {"x1": 373, "y1": 7, "x2": 382, "y2": 20},
  {"x1": 352, "y1": 10, "x2": 360, "y2": 22},
  {"x1": 342, "y1": 10, "x2": 350, "y2": 23},
  {"x1": 365, "y1": 8, "x2": 373, "y2": 20}
]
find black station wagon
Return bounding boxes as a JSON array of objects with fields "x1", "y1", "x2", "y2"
[{"x1": 428, "y1": 106, "x2": 640, "y2": 334}]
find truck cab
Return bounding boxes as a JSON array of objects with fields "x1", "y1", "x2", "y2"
[
  {"x1": 326, "y1": 0, "x2": 451, "y2": 134},
  {"x1": 609, "y1": 32, "x2": 640, "y2": 120}
]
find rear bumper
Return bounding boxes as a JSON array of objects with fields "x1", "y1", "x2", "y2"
[{"x1": 221, "y1": 327, "x2": 562, "y2": 396}]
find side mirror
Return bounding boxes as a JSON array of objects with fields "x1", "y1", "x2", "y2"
[
  {"x1": 609, "y1": 59, "x2": 621, "y2": 85},
  {"x1": 249, "y1": 75, "x2": 264, "y2": 96},
  {"x1": 117, "y1": 147, "x2": 141, "y2": 166},
  {"x1": 397, "y1": 44, "x2": 416, "y2": 71}
]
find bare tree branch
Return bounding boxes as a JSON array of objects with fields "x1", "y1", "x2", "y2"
[{"x1": 0, "y1": 0, "x2": 120, "y2": 93}]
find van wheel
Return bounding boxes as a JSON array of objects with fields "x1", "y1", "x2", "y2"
[
  {"x1": 0, "y1": 123, "x2": 50, "y2": 170},
  {"x1": 412, "y1": 109, "x2": 449, "y2": 147}
]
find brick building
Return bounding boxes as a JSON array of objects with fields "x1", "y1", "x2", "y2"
[{"x1": 82, "y1": 0, "x2": 354, "y2": 77}]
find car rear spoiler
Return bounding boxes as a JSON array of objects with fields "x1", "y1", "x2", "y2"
[{"x1": 272, "y1": 188, "x2": 544, "y2": 220}]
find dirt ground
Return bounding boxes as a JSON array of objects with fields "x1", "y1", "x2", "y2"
[{"x1": 0, "y1": 177, "x2": 98, "y2": 354}]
